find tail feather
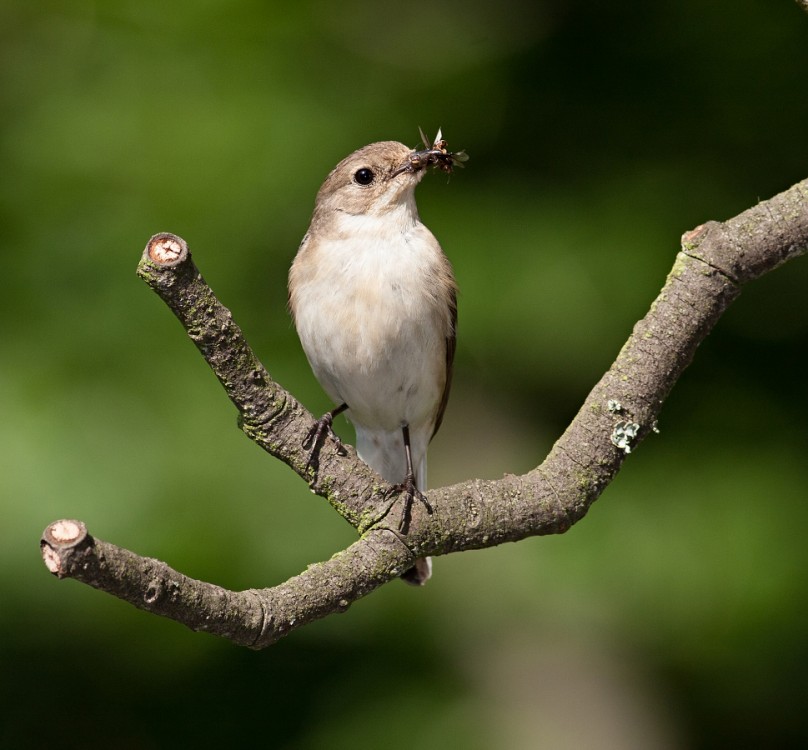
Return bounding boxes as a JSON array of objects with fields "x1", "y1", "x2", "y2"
[
  {"x1": 400, "y1": 555, "x2": 432, "y2": 585},
  {"x1": 355, "y1": 426, "x2": 433, "y2": 586}
]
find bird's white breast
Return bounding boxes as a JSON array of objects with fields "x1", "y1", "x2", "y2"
[{"x1": 291, "y1": 210, "x2": 449, "y2": 436}]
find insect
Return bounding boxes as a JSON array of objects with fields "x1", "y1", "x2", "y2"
[{"x1": 407, "y1": 127, "x2": 469, "y2": 174}]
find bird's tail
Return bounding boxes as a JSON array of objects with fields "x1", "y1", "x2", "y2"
[{"x1": 355, "y1": 426, "x2": 432, "y2": 586}]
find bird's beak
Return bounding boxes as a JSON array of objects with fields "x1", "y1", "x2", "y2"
[{"x1": 391, "y1": 154, "x2": 423, "y2": 179}]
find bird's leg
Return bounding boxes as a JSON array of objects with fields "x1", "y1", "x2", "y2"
[
  {"x1": 391, "y1": 423, "x2": 433, "y2": 533},
  {"x1": 303, "y1": 403, "x2": 349, "y2": 471}
]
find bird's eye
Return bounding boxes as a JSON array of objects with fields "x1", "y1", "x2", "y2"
[{"x1": 353, "y1": 167, "x2": 375, "y2": 186}]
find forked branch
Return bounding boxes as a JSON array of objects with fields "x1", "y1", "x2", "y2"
[{"x1": 41, "y1": 178, "x2": 808, "y2": 648}]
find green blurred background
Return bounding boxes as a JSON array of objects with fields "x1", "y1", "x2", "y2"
[{"x1": 3, "y1": 1, "x2": 808, "y2": 747}]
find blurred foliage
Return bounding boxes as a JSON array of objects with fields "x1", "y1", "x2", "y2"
[{"x1": 2, "y1": 1, "x2": 808, "y2": 748}]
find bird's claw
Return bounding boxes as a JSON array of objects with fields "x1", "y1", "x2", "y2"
[
  {"x1": 385, "y1": 475, "x2": 432, "y2": 534},
  {"x1": 303, "y1": 410, "x2": 348, "y2": 473}
]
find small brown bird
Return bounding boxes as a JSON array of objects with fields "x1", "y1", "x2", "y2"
[{"x1": 288, "y1": 138, "x2": 459, "y2": 585}]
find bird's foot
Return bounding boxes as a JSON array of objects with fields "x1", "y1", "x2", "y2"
[
  {"x1": 385, "y1": 473, "x2": 432, "y2": 534},
  {"x1": 386, "y1": 476, "x2": 433, "y2": 585},
  {"x1": 303, "y1": 405, "x2": 348, "y2": 473}
]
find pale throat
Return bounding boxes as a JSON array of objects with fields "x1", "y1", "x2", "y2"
[{"x1": 333, "y1": 192, "x2": 420, "y2": 237}]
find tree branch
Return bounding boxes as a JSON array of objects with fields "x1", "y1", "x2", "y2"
[
  {"x1": 41, "y1": 520, "x2": 409, "y2": 648},
  {"x1": 41, "y1": 178, "x2": 808, "y2": 647}
]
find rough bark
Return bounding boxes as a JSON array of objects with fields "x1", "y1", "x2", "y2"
[{"x1": 41, "y1": 178, "x2": 808, "y2": 647}]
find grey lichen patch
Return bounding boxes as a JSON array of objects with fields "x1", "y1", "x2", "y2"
[
  {"x1": 607, "y1": 399, "x2": 623, "y2": 414},
  {"x1": 611, "y1": 421, "x2": 640, "y2": 453}
]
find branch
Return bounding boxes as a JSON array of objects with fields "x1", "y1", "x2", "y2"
[
  {"x1": 41, "y1": 520, "x2": 408, "y2": 648},
  {"x1": 41, "y1": 178, "x2": 808, "y2": 647}
]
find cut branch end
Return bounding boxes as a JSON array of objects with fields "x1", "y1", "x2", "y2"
[
  {"x1": 146, "y1": 233, "x2": 188, "y2": 266},
  {"x1": 41, "y1": 519, "x2": 90, "y2": 578}
]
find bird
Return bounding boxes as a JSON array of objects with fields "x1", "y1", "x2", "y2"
[{"x1": 288, "y1": 138, "x2": 458, "y2": 585}]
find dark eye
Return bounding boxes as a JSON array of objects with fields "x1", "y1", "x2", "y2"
[{"x1": 353, "y1": 167, "x2": 375, "y2": 186}]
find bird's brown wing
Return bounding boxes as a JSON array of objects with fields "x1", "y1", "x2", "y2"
[{"x1": 431, "y1": 285, "x2": 457, "y2": 441}]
